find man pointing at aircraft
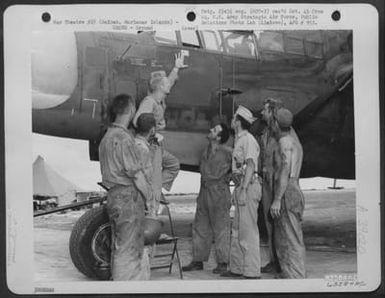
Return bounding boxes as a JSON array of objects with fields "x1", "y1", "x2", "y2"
[
  {"x1": 133, "y1": 52, "x2": 187, "y2": 215},
  {"x1": 133, "y1": 52, "x2": 188, "y2": 130}
]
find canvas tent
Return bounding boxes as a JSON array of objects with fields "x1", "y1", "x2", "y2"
[{"x1": 33, "y1": 155, "x2": 83, "y2": 206}]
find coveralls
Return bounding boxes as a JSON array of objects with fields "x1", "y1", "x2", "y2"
[
  {"x1": 274, "y1": 128, "x2": 306, "y2": 279},
  {"x1": 99, "y1": 124, "x2": 152, "y2": 281},
  {"x1": 191, "y1": 143, "x2": 232, "y2": 264},
  {"x1": 229, "y1": 130, "x2": 262, "y2": 277}
]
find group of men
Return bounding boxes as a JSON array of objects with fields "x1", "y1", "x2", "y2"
[
  {"x1": 182, "y1": 99, "x2": 306, "y2": 279},
  {"x1": 98, "y1": 50, "x2": 306, "y2": 281},
  {"x1": 98, "y1": 53, "x2": 186, "y2": 280}
]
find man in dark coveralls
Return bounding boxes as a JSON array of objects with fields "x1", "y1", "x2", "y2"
[{"x1": 182, "y1": 123, "x2": 232, "y2": 274}]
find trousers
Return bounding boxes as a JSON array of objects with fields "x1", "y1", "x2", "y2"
[
  {"x1": 274, "y1": 178, "x2": 306, "y2": 279},
  {"x1": 148, "y1": 146, "x2": 179, "y2": 216},
  {"x1": 192, "y1": 182, "x2": 231, "y2": 263},
  {"x1": 229, "y1": 178, "x2": 262, "y2": 277},
  {"x1": 262, "y1": 174, "x2": 276, "y2": 264},
  {"x1": 106, "y1": 185, "x2": 149, "y2": 280}
]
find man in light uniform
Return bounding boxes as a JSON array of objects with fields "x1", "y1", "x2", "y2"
[
  {"x1": 98, "y1": 94, "x2": 152, "y2": 280},
  {"x1": 133, "y1": 52, "x2": 186, "y2": 215},
  {"x1": 182, "y1": 123, "x2": 232, "y2": 274},
  {"x1": 259, "y1": 97, "x2": 283, "y2": 273},
  {"x1": 221, "y1": 105, "x2": 262, "y2": 279},
  {"x1": 133, "y1": 52, "x2": 187, "y2": 130},
  {"x1": 134, "y1": 113, "x2": 157, "y2": 213},
  {"x1": 134, "y1": 113, "x2": 159, "y2": 280},
  {"x1": 270, "y1": 108, "x2": 306, "y2": 279}
]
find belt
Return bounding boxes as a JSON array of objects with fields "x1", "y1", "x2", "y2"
[{"x1": 202, "y1": 179, "x2": 228, "y2": 188}]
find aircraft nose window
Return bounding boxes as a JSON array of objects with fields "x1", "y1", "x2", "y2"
[
  {"x1": 201, "y1": 30, "x2": 223, "y2": 52},
  {"x1": 154, "y1": 31, "x2": 177, "y2": 45},
  {"x1": 180, "y1": 31, "x2": 201, "y2": 48}
]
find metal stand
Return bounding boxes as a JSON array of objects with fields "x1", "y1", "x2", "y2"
[{"x1": 151, "y1": 197, "x2": 183, "y2": 279}]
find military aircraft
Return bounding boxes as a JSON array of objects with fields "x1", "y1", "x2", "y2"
[
  {"x1": 31, "y1": 29, "x2": 354, "y2": 279},
  {"x1": 32, "y1": 29, "x2": 354, "y2": 178}
]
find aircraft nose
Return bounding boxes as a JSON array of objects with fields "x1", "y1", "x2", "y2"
[{"x1": 31, "y1": 31, "x2": 78, "y2": 109}]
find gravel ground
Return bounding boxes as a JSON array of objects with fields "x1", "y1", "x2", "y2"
[{"x1": 34, "y1": 189, "x2": 356, "y2": 282}]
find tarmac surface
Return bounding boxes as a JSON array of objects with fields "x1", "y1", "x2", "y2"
[{"x1": 34, "y1": 189, "x2": 356, "y2": 282}]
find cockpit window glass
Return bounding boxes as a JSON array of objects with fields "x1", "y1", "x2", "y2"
[
  {"x1": 304, "y1": 31, "x2": 324, "y2": 58},
  {"x1": 222, "y1": 31, "x2": 256, "y2": 57},
  {"x1": 154, "y1": 31, "x2": 177, "y2": 45},
  {"x1": 201, "y1": 30, "x2": 222, "y2": 52},
  {"x1": 180, "y1": 31, "x2": 201, "y2": 48},
  {"x1": 256, "y1": 31, "x2": 324, "y2": 59},
  {"x1": 256, "y1": 31, "x2": 285, "y2": 53},
  {"x1": 285, "y1": 36, "x2": 305, "y2": 55}
]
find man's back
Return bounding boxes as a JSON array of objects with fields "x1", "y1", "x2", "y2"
[{"x1": 99, "y1": 125, "x2": 139, "y2": 188}]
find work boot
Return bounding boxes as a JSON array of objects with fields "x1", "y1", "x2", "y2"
[
  {"x1": 243, "y1": 275, "x2": 261, "y2": 279},
  {"x1": 261, "y1": 261, "x2": 281, "y2": 273},
  {"x1": 261, "y1": 262, "x2": 275, "y2": 273},
  {"x1": 212, "y1": 263, "x2": 227, "y2": 274},
  {"x1": 182, "y1": 261, "x2": 203, "y2": 271}
]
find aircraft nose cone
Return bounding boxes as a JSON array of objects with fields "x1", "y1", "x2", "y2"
[{"x1": 31, "y1": 31, "x2": 78, "y2": 109}]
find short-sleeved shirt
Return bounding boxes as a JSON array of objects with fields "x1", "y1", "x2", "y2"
[
  {"x1": 133, "y1": 95, "x2": 166, "y2": 130},
  {"x1": 133, "y1": 69, "x2": 179, "y2": 130},
  {"x1": 135, "y1": 135, "x2": 154, "y2": 184},
  {"x1": 98, "y1": 124, "x2": 142, "y2": 188},
  {"x1": 232, "y1": 130, "x2": 260, "y2": 175}
]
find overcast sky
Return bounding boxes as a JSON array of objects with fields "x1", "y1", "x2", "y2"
[{"x1": 32, "y1": 133, "x2": 356, "y2": 193}]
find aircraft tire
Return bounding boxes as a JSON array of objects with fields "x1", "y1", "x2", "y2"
[{"x1": 69, "y1": 205, "x2": 111, "y2": 280}]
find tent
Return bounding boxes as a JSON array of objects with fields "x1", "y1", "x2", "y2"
[{"x1": 33, "y1": 155, "x2": 83, "y2": 206}]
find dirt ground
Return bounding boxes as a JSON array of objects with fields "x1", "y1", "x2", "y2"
[{"x1": 34, "y1": 189, "x2": 356, "y2": 282}]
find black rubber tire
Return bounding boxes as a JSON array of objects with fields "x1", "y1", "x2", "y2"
[{"x1": 69, "y1": 205, "x2": 111, "y2": 280}]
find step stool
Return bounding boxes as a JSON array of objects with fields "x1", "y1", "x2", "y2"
[{"x1": 151, "y1": 197, "x2": 183, "y2": 279}]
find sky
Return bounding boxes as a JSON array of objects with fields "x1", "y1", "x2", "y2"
[{"x1": 32, "y1": 133, "x2": 356, "y2": 193}]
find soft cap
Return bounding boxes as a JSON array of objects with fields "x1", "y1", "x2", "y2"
[{"x1": 276, "y1": 108, "x2": 293, "y2": 128}]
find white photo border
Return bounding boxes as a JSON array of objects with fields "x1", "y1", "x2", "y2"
[{"x1": 4, "y1": 3, "x2": 381, "y2": 294}]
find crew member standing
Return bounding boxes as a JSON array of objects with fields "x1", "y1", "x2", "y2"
[
  {"x1": 182, "y1": 123, "x2": 232, "y2": 274},
  {"x1": 221, "y1": 105, "x2": 262, "y2": 279},
  {"x1": 259, "y1": 97, "x2": 283, "y2": 273},
  {"x1": 134, "y1": 113, "x2": 158, "y2": 280},
  {"x1": 133, "y1": 52, "x2": 186, "y2": 214},
  {"x1": 98, "y1": 94, "x2": 152, "y2": 281},
  {"x1": 134, "y1": 113, "x2": 157, "y2": 213},
  {"x1": 270, "y1": 108, "x2": 306, "y2": 279}
]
